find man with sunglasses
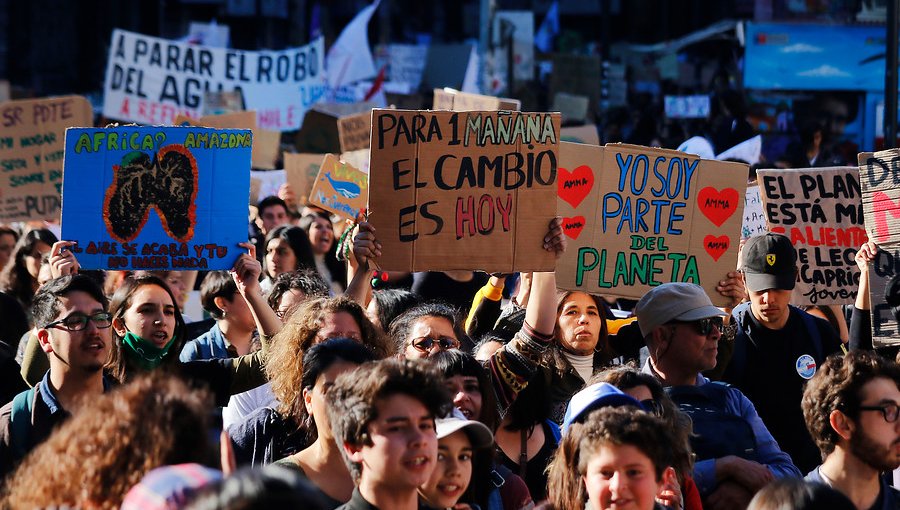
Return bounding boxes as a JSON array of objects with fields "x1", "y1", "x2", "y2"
[
  {"x1": 0, "y1": 275, "x2": 114, "y2": 480},
  {"x1": 635, "y1": 282, "x2": 799, "y2": 510},
  {"x1": 802, "y1": 350, "x2": 900, "y2": 510},
  {"x1": 723, "y1": 233, "x2": 843, "y2": 475}
]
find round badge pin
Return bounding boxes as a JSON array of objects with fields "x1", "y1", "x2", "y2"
[{"x1": 796, "y1": 354, "x2": 817, "y2": 380}]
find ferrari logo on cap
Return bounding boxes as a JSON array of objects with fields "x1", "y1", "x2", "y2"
[{"x1": 766, "y1": 254, "x2": 776, "y2": 266}]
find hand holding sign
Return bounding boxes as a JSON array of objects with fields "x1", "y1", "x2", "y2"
[
  {"x1": 231, "y1": 242, "x2": 262, "y2": 299},
  {"x1": 715, "y1": 270, "x2": 748, "y2": 310},
  {"x1": 49, "y1": 240, "x2": 80, "y2": 278},
  {"x1": 352, "y1": 221, "x2": 383, "y2": 270},
  {"x1": 543, "y1": 217, "x2": 567, "y2": 259}
]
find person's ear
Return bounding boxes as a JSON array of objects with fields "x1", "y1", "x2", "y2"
[
  {"x1": 112, "y1": 316, "x2": 127, "y2": 337},
  {"x1": 830, "y1": 409, "x2": 854, "y2": 440},
  {"x1": 303, "y1": 387, "x2": 314, "y2": 414},
  {"x1": 36, "y1": 328, "x2": 53, "y2": 354},
  {"x1": 346, "y1": 441, "x2": 364, "y2": 463},
  {"x1": 213, "y1": 296, "x2": 228, "y2": 316}
]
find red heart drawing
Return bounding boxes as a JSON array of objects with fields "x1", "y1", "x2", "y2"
[
  {"x1": 704, "y1": 235, "x2": 730, "y2": 262},
  {"x1": 562, "y1": 216, "x2": 586, "y2": 240},
  {"x1": 697, "y1": 187, "x2": 739, "y2": 227},
  {"x1": 558, "y1": 165, "x2": 594, "y2": 208}
]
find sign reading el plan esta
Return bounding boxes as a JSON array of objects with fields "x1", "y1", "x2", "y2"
[{"x1": 368, "y1": 109, "x2": 561, "y2": 273}]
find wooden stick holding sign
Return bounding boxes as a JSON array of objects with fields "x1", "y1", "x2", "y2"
[
  {"x1": 368, "y1": 109, "x2": 561, "y2": 273},
  {"x1": 555, "y1": 142, "x2": 748, "y2": 307}
]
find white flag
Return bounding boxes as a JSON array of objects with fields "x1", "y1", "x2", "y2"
[{"x1": 326, "y1": 0, "x2": 380, "y2": 88}]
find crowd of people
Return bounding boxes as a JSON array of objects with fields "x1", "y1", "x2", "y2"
[{"x1": 0, "y1": 188, "x2": 897, "y2": 510}]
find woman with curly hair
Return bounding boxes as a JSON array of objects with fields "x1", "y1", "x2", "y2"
[
  {"x1": 228, "y1": 295, "x2": 390, "y2": 466},
  {"x1": 0, "y1": 228, "x2": 56, "y2": 315},
  {"x1": 2, "y1": 373, "x2": 216, "y2": 510}
]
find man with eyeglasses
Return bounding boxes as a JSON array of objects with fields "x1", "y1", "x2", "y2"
[
  {"x1": 635, "y1": 282, "x2": 799, "y2": 510},
  {"x1": 802, "y1": 350, "x2": 900, "y2": 510},
  {"x1": 0, "y1": 274, "x2": 114, "y2": 480},
  {"x1": 722, "y1": 233, "x2": 843, "y2": 475}
]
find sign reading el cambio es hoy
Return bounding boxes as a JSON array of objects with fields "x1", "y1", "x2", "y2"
[
  {"x1": 859, "y1": 150, "x2": 900, "y2": 347},
  {"x1": 0, "y1": 96, "x2": 92, "y2": 222},
  {"x1": 61, "y1": 126, "x2": 251, "y2": 271},
  {"x1": 556, "y1": 142, "x2": 748, "y2": 307},
  {"x1": 757, "y1": 167, "x2": 865, "y2": 306},
  {"x1": 368, "y1": 109, "x2": 561, "y2": 273}
]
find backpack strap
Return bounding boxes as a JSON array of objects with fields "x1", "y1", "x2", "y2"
[{"x1": 10, "y1": 386, "x2": 36, "y2": 459}]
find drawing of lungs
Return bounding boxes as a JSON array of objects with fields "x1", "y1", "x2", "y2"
[{"x1": 325, "y1": 172, "x2": 361, "y2": 199}]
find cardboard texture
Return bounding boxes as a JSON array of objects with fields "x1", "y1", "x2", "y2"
[
  {"x1": 103, "y1": 29, "x2": 327, "y2": 130},
  {"x1": 432, "y1": 89, "x2": 521, "y2": 111},
  {"x1": 61, "y1": 126, "x2": 251, "y2": 270},
  {"x1": 742, "y1": 184, "x2": 767, "y2": 240},
  {"x1": 560, "y1": 125, "x2": 600, "y2": 146},
  {"x1": 310, "y1": 153, "x2": 367, "y2": 220},
  {"x1": 553, "y1": 93, "x2": 590, "y2": 124},
  {"x1": 0, "y1": 96, "x2": 93, "y2": 222},
  {"x1": 556, "y1": 142, "x2": 748, "y2": 306},
  {"x1": 858, "y1": 151, "x2": 900, "y2": 346},
  {"x1": 284, "y1": 153, "x2": 327, "y2": 205},
  {"x1": 175, "y1": 111, "x2": 279, "y2": 169},
  {"x1": 295, "y1": 102, "x2": 377, "y2": 154},
  {"x1": 757, "y1": 167, "x2": 865, "y2": 306},
  {"x1": 337, "y1": 111, "x2": 372, "y2": 152},
  {"x1": 368, "y1": 109, "x2": 561, "y2": 272}
]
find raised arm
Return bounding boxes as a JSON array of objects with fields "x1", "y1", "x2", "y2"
[
  {"x1": 346, "y1": 220, "x2": 379, "y2": 306},
  {"x1": 232, "y1": 242, "x2": 280, "y2": 341}
]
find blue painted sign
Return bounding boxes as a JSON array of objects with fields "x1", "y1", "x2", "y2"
[{"x1": 61, "y1": 126, "x2": 252, "y2": 270}]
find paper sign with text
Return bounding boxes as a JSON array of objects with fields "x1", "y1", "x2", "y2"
[
  {"x1": 742, "y1": 184, "x2": 767, "y2": 240},
  {"x1": 432, "y1": 89, "x2": 521, "y2": 111},
  {"x1": 310, "y1": 154, "x2": 367, "y2": 220},
  {"x1": 757, "y1": 167, "x2": 865, "y2": 305},
  {"x1": 61, "y1": 126, "x2": 251, "y2": 270},
  {"x1": 103, "y1": 29, "x2": 326, "y2": 131},
  {"x1": 0, "y1": 96, "x2": 92, "y2": 221},
  {"x1": 556, "y1": 142, "x2": 748, "y2": 306},
  {"x1": 337, "y1": 110, "x2": 372, "y2": 152},
  {"x1": 858, "y1": 151, "x2": 900, "y2": 346},
  {"x1": 368, "y1": 109, "x2": 561, "y2": 272}
]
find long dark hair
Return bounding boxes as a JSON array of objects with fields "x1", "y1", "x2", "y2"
[
  {"x1": 430, "y1": 350, "x2": 499, "y2": 432},
  {"x1": 298, "y1": 212, "x2": 346, "y2": 290},
  {"x1": 263, "y1": 225, "x2": 315, "y2": 278},
  {"x1": 0, "y1": 228, "x2": 57, "y2": 310},
  {"x1": 106, "y1": 274, "x2": 187, "y2": 382}
]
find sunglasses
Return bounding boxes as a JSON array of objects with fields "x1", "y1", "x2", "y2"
[
  {"x1": 45, "y1": 312, "x2": 113, "y2": 332},
  {"x1": 410, "y1": 335, "x2": 460, "y2": 353},
  {"x1": 670, "y1": 316, "x2": 724, "y2": 336}
]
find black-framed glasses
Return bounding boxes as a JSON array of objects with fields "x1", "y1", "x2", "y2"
[
  {"x1": 44, "y1": 312, "x2": 113, "y2": 332},
  {"x1": 411, "y1": 336, "x2": 460, "y2": 353},
  {"x1": 671, "y1": 316, "x2": 724, "y2": 336},
  {"x1": 858, "y1": 403, "x2": 900, "y2": 423}
]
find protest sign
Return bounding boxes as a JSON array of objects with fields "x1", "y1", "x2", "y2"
[
  {"x1": 432, "y1": 89, "x2": 521, "y2": 111},
  {"x1": 284, "y1": 153, "x2": 326, "y2": 204},
  {"x1": 742, "y1": 184, "x2": 767, "y2": 240},
  {"x1": 552, "y1": 93, "x2": 590, "y2": 124},
  {"x1": 368, "y1": 109, "x2": 561, "y2": 272},
  {"x1": 0, "y1": 81, "x2": 10, "y2": 102},
  {"x1": 61, "y1": 126, "x2": 251, "y2": 270},
  {"x1": 310, "y1": 153, "x2": 367, "y2": 220},
  {"x1": 337, "y1": 110, "x2": 371, "y2": 152},
  {"x1": 0, "y1": 96, "x2": 92, "y2": 222},
  {"x1": 757, "y1": 167, "x2": 865, "y2": 305},
  {"x1": 858, "y1": 150, "x2": 900, "y2": 346},
  {"x1": 375, "y1": 43, "x2": 428, "y2": 87},
  {"x1": 295, "y1": 101, "x2": 378, "y2": 154},
  {"x1": 202, "y1": 90, "x2": 244, "y2": 115},
  {"x1": 103, "y1": 29, "x2": 326, "y2": 130},
  {"x1": 556, "y1": 142, "x2": 748, "y2": 306},
  {"x1": 175, "y1": 111, "x2": 278, "y2": 169},
  {"x1": 249, "y1": 169, "x2": 286, "y2": 205},
  {"x1": 493, "y1": 11, "x2": 535, "y2": 83},
  {"x1": 341, "y1": 148, "x2": 370, "y2": 174},
  {"x1": 560, "y1": 125, "x2": 600, "y2": 146}
]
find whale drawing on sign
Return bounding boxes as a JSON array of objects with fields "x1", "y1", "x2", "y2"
[{"x1": 325, "y1": 172, "x2": 361, "y2": 199}]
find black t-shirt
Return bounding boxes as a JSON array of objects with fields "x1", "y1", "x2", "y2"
[{"x1": 723, "y1": 305, "x2": 842, "y2": 474}]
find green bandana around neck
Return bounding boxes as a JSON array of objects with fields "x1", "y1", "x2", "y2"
[{"x1": 122, "y1": 331, "x2": 176, "y2": 371}]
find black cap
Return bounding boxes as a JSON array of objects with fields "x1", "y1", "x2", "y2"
[{"x1": 741, "y1": 233, "x2": 797, "y2": 292}]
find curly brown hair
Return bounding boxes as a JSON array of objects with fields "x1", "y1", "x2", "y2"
[
  {"x1": 802, "y1": 350, "x2": 900, "y2": 458},
  {"x1": 266, "y1": 296, "x2": 390, "y2": 421},
  {"x1": 2, "y1": 373, "x2": 215, "y2": 510}
]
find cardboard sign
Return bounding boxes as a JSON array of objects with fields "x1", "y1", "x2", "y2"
[
  {"x1": 295, "y1": 102, "x2": 378, "y2": 154},
  {"x1": 560, "y1": 125, "x2": 600, "y2": 146},
  {"x1": 368, "y1": 109, "x2": 561, "y2": 272},
  {"x1": 337, "y1": 111, "x2": 371, "y2": 152},
  {"x1": 757, "y1": 167, "x2": 865, "y2": 306},
  {"x1": 341, "y1": 148, "x2": 370, "y2": 174},
  {"x1": 103, "y1": 29, "x2": 326, "y2": 131},
  {"x1": 552, "y1": 93, "x2": 590, "y2": 124},
  {"x1": 61, "y1": 126, "x2": 251, "y2": 270},
  {"x1": 858, "y1": 150, "x2": 900, "y2": 346},
  {"x1": 175, "y1": 111, "x2": 279, "y2": 169},
  {"x1": 0, "y1": 96, "x2": 93, "y2": 222},
  {"x1": 249, "y1": 169, "x2": 286, "y2": 205},
  {"x1": 284, "y1": 153, "x2": 326, "y2": 205},
  {"x1": 556, "y1": 142, "x2": 748, "y2": 306},
  {"x1": 432, "y1": 89, "x2": 521, "y2": 111},
  {"x1": 310, "y1": 154, "x2": 367, "y2": 220},
  {"x1": 742, "y1": 184, "x2": 767, "y2": 240}
]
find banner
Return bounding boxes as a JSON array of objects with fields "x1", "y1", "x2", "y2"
[
  {"x1": 368, "y1": 109, "x2": 561, "y2": 272},
  {"x1": 859, "y1": 150, "x2": 900, "y2": 346},
  {"x1": 758, "y1": 167, "x2": 865, "y2": 305},
  {"x1": 103, "y1": 29, "x2": 326, "y2": 131},
  {"x1": 556, "y1": 142, "x2": 748, "y2": 306},
  {"x1": 61, "y1": 126, "x2": 251, "y2": 270},
  {"x1": 0, "y1": 96, "x2": 93, "y2": 222},
  {"x1": 310, "y1": 153, "x2": 367, "y2": 220}
]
